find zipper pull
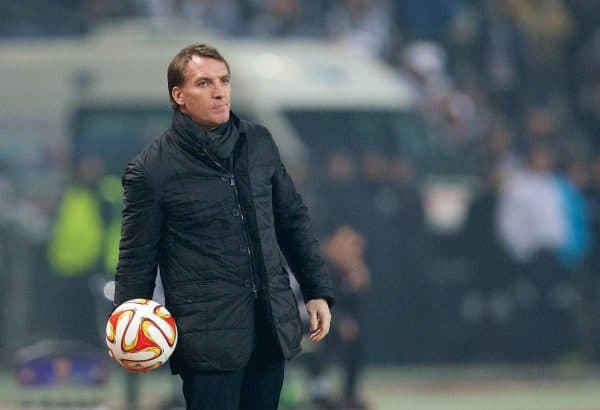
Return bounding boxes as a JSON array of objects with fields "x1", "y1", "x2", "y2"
[
  {"x1": 229, "y1": 174, "x2": 235, "y2": 186},
  {"x1": 251, "y1": 287, "x2": 258, "y2": 299}
]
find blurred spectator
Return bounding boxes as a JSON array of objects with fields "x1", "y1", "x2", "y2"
[
  {"x1": 400, "y1": 39, "x2": 490, "y2": 170},
  {"x1": 497, "y1": 142, "x2": 578, "y2": 361},
  {"x1": 84, "y1": 0, "x2": 137, "y2": 24},
  {"x1": 387, "y1": 154, "x2": 428, "y2": 272},
  {"x1": 309, "y1": 226, "x2": 371, "y2": 410},
  {"x1": 520, "y1": 105, "x2": 571, "y2": 154},
  {"x1": 578, "y1": 154, "x2": 600, "y2": 361},
  {"x1": 460, "y1": 162, "x2": 517, "y2": 361},
  {"x1": 437, "y1": 83, "x2": 489, "y2": 147},
  {"x1": 45, "y1": 155, "x2": 115, "y2": 346},
  {"x1": 504, "y1": 0, "x2": 573, "y2": 102},
  {"x1": 399, "y1": 40, "x2": 454, "y2": 144},
  {"x1": 587, "y1": 155, "x2": 600, "y2": 268},
  {"x1": 479, "y1": 115, "x2": 520, "y2": 176},
  {"x1": 140, "y1": 0, "x2": 176, "y2": 18},
  {"x1": 249, "y1": 0, "x2": 320, "y2": 37},
  {"x1": 394, "y1": 0, "x2": 460, "y2": 43},
  {"x1": 566, "y1": 0, "x2": 600, "y2": 43},
  {"x1": 316, "y1": 150, "x2": 363, "y2": 235},
  {"x1": 444, "y1": 0, "x2": 484, "y2": 83},
  {"x1": 356, "y1": 150, "x2": 429, "y2": 363},
  {"x1": 387, "y1": 155, "x2": 430, "y2": 361},
  {"x1": 557, "y1": 158, "x2": 591, "y2": 269},
  {"x1": 572, "y1": 30, "x2": 600, "y2": 147},
  {"x1": 400, "y1": 40, "x2": 451, "y2": 107},
  {"x1": 497, "y1": 142, "x2": 567, "y2": 263},
  {"x1": 326, "y1": 0, "x2": 393, "y2": 58},
  {"x1": 463, "y1": 163, "x2": 508, "y2": 289},
  {"x1": 479, "y1": 0, "x2": 525, "y2": 118},
  {"x1": 1, "y1": 0, "x2": 89, "y2": 36},
  {"x1": 176, "y1": 0, "x2": 245, "y2": 35}
]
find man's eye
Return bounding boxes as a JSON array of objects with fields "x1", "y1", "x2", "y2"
[
  {"x1": 222, "y1": 78, "x2": 230, "y2": 85},
  {"x1": 198, "y1": 81, "x2": 208, "y2": 87}
]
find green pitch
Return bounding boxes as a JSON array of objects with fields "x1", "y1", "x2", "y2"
[{"x1": 2, "y1": 365, "x2": 600, "y2": 409}]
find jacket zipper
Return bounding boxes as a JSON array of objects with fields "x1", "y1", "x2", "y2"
[{"x1": 201, "y1": 148, "x2": 258, "y2": 299}]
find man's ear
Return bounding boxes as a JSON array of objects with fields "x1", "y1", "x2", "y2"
[{"x1": 171, "y1": 86, "x2": 185, "y2": 108}]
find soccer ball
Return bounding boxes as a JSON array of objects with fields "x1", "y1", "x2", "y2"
[{"x1": 106, "y1": 298, "x2": 177, "y2": 372}]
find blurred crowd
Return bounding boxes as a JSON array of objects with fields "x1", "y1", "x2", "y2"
[
  {"x1": 3, "y1": 0, "x2": 598, "y2": 178},
  {"x1": 1, "y1": 0, "x2": 600, "y2": 408}
]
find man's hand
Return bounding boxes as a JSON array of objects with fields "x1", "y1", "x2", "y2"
[{"x1": 306, "y1": 298, "x2": 331, "y2": 343}]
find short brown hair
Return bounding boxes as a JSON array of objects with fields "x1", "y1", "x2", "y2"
[{"x1": 167, "y1": 43, "x2": 230, "y2": 110}]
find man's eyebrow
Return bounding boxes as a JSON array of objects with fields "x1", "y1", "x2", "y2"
[{"x1": 193, "y1": 73, "x2": 230, "y2": 82}]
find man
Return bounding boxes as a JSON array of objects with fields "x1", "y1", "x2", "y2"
[
  {"x1": 113, "y1": 43, "x2": 334, "y2": 410},
  {"x1": 316, "y1": 226, "x2": 370, "y2": 409}
]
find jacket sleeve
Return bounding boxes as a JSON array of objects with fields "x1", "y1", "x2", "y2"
[
  {"x1": 113, "y1": 160, "x2": 162, "y2": 306},
  {"x1": 271, "y1": 148, "x2": 335, "y2": 307}
]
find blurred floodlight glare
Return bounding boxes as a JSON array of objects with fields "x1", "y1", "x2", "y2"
[
  {"x1": 103, "y1": 281, "x2": 115, "y2": 302},
  {"x1": 253, "y1": 53, "x2": 300, "y2": 79}
]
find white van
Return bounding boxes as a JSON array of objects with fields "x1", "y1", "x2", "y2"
[{"x1": 0, "y1": 19, "x2": 472, "y2": 231}]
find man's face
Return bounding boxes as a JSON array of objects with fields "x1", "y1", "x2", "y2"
[{"x1": 172, "y1": 55, "x2": 231, "y2": 129}]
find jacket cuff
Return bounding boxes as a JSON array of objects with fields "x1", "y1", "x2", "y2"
[
  {"x1": 302, "y1": 288, "x2": 335, "y2": 308},
  {"x1": 113, "y1": 280, "x2": 155, "y2": 306}
]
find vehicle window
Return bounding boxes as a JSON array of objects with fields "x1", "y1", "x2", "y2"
[
  {"x1": 283, "y1": 109, "x2": 475, "y2": 175},
  {"x1": 71, "y1": 106, "x2": 171, "y2": 174}
]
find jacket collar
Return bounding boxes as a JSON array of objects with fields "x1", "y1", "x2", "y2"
[{"x1": 170, "y1": 109, "x2": 243, "y2": 158}]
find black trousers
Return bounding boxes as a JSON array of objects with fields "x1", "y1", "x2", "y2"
[{"x1": 180, "y1": 297, "x2": 285, "y2": 410}]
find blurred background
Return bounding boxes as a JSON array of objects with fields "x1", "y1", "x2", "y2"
[{"x1": 1, "y1": 0, "x2": 600, "y2": 409}]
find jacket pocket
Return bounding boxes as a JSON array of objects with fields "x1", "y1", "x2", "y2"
[
  {"x1": 166, "y1": 281, "x2": 251, "y2": 334},
  {"x1": 249, "y1": 165, "x2": 274, "y2": 197},
  {"x1": 167, "y1": 280, "x2": 216, "y2": 306},
  {"x1": 269, "y1": 269, "x2": 292, "y2": 292},
  {"x1": 166, "y1": 201, "x2": 227, "y2": 231},
  {"x1": 270, "y1": 287, "x2": 301, "y2": 323}
]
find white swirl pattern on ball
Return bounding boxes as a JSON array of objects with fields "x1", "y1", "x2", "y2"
[{"x1": 106, "y1": 298, "x2": 178, "y2": 372}]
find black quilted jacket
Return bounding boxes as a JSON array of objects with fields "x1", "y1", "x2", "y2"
[{"x1": 114, "y1": 111, "x2": 334, "y2": 374}]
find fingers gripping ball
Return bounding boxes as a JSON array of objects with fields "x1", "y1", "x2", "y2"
[{"x1": 106, "y1": 299, "x2": 177, "y2": 373}]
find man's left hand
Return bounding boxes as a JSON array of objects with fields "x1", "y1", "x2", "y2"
[{"x1": 306, "y1": 298, "x2": 331, "y2": 343}]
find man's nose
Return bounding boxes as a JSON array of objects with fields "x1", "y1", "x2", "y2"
[{"x1": 213, "y1": 83, "x2": 225, "y2": 99}]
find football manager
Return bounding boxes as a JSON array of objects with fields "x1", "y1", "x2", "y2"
[{"x1": 113, "y1": 43, "x2": 335, "y2": 410}]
